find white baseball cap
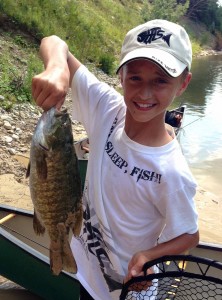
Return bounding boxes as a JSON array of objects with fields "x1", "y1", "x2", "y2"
[{"x1": 117, "y1": 19, "x2": 192, "y2": 77}]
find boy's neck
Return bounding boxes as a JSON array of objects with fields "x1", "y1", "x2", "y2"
[{"x1": 124, "y1": 115, "x2": 173, "y2": 147}]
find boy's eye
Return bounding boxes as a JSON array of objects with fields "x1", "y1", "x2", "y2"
[
  {"x1": 155, "y1": 78, "x2": 168, "y2": 84},
  {"x1": 129, "y1": 76, "x2": 141, "y2": 81}
]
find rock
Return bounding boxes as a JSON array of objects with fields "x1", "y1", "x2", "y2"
[
  {"x1": 3, "y1": 136, "x2": 13, "y2": 143},
  {"x1": 3, "y1": 121, "x2": 12, "y2": 130},
  {"x1": 8, "y1": 148, "x2": 16, "y2": 155},
  {"x1": 1, "y1": 115, "x2": 12, "y2": 121},
  {"x1": 12, "y1": 134, "x2": 19, "y2": 140}
]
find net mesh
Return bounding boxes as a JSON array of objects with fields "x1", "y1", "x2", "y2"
[{"x1": 120, "y1": 255, "x2": 222, "y2": 300}]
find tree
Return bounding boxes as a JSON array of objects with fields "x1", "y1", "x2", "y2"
[
  {"x1": 187, "y1": 0, "x2": 220, "y2": 33},
  {"x1": 141, "y1": 0, "x2": 189, "y2": 23}
]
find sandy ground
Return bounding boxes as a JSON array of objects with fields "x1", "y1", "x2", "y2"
[{"x1": 191, "y1": 163, "x2": 222, "y2": 245}]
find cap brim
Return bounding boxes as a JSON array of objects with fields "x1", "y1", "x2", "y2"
[{"x1": 116, "y1": 48, "x2": 187, "y2": 77}]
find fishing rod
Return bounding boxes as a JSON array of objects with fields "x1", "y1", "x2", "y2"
[
  {"x1": 181, "y1": 116, "x2": 202, "y2": 129},
  {"x1": 175, "y1": 100, "x2": 203, "y2": 130}
]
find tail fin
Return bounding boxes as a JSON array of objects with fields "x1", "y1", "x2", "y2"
[{"x1": 50, "y1": 223, "x2": 77, "y2": 276}]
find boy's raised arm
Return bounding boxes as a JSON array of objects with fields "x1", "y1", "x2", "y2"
[{"x1": 32, "y1": 35, "x2": 81, "y2": 111}]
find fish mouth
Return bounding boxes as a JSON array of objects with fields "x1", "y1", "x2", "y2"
[
  {"x1": 39, "y1": 143, "x2": 49, "y2": 151},
  {"x1": 44, "y1": 107, "x2": 67, "y2": 121},
  {"x1": 54, "y1": 108, "x2": 68, "y2": 117}
]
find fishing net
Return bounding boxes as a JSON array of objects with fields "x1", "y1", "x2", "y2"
[{"x1": 120, "y1": 255, "x2": 222, "y2": 300}]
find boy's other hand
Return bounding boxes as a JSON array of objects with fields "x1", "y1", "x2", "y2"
[{"x1": 124, "y1": 250, "x2": 153, "y2": 291}]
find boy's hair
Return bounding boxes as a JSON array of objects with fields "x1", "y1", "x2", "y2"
[{"x1": 117, "y1": 19, "x2": 192, "y2": 78}]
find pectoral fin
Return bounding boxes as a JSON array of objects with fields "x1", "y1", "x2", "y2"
[{"x1": 33, "y1": 210, "x2": 45, "y2": 235}]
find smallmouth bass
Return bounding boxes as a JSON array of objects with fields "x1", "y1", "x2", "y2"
[{"x1": 26, "y1": 107, "x2": 82, "y2": 275}]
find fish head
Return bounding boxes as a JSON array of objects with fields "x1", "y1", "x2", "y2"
[{"x1": 34, "y1": 107, "x2": 72, "y2": 151}]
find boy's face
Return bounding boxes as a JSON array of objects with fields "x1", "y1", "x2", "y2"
[{"x1": 120, "y1": 59, "x2": 191, "y2": 124}]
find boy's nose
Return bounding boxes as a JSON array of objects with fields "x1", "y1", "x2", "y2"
[{"x1": 139, "y1": 84, "x2": 153, "y2": 100}]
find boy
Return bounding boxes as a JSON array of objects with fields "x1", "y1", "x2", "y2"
[{"x1": 32, "y1": 19, "x2": 199, "y2": 300}]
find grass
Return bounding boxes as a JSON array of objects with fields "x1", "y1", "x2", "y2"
[
  {"x1": 0, "y1": 0, "x2": 215, "y2": 108},
  {"x1": 0, "y1": 0, "x2": 144, "y2": 63},
  {"x1": 0, "y1": 30, "x2": 43, "y2": 110},
  {"x1": 0, "y1": 0, "x2": 145, "y2": 107}
]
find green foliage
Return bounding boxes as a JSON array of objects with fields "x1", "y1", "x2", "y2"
[
  {"x1": 187, "y1": 0, "x2": 222, "y2": 36},
  {"x1": 0, "y1": 0, "x2": 143, "y2": 64},
  {"x1": 0, "y1": 35, "x2": 43, "y2": 107},
  {"x1": 141, "y1": 0, "x2": 189, "y2": 23},
  {"x1": 99, "y1": 54, "x2": 115, "y2": 75},
  {"x1": 0, "y1": 0, "x2": 145, "y2": 106},
  {"x1": 199, "y1": 32, "x2": 211, "y2": 46},
  {"x1": 0, "y1": 0, "x2": 222, "y2": 107},
  {"x1": 191, "y1": 40, "x2": 202, "y2": 55},
  {"x1": 214, "y1": 30, "x2": 222, "y2": 50}
]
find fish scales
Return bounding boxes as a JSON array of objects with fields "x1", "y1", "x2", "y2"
[{"x1": 27, "y1": 107, "x2": 83, "y2": 275}]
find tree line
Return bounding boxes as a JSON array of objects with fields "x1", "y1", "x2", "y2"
[{"x1": 147, "y1": 0, "x2": 222, "y2": 33}]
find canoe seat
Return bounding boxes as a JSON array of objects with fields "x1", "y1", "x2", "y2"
[{"x1": 0, "y1": 213, "x2": 16, "y2": 225}]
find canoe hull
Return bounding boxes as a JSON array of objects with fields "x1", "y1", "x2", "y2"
[
  {"x1": 0, "y1": 205, "x2": 80, "y2": 300},
  {"x1": 1, "y1": 204, "x2": 222, "y2": 298}
]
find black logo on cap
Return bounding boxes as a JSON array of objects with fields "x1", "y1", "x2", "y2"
[{"x1": 137, "y1": 27, "x2": 172, "y2": 46}]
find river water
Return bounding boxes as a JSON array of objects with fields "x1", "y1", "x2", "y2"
[
  {"x1": 175, "y1": 54, "x2": 222, "y2": 198},
  {"x1": 1, "y1": 54, "x2": 222, "y2": 298}
]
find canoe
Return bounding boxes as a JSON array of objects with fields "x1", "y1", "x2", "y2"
[
  {"x1": 0, "y1": 205, "x2": 222, "y2": 299},
  {"x1": 0, "y1": 204, "x2": 80, "y2": 300},
  {"x1": 190, "y1": 241, "x2": 222, "y2": 262},
  {"x1": 165, "y1": 105, "x2": 186, "y2": 138}
]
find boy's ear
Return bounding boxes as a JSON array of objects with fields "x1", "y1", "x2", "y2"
[{"x1": 176, "y1": 72, "x2": 192, "y2": 97}]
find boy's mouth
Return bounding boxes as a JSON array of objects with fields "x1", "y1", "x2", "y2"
[{"x1": 134, "y1": 102, "x2": 156, "y2": 110}]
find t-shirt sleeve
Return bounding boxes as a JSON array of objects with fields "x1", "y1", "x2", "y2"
[
  {"x1": 70, "y1": 65, "x2": 123, "y2": 137},
  {"x1": 157, "y1": 182, "x2": 198, "y2": 244}
]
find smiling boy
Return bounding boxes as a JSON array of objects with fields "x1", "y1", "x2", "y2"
[{"x1": 32, "y1": 19, "x2": 199, "y2": 300}]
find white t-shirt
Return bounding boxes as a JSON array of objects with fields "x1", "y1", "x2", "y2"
[{"x1": 70, "y1": 65, "x2": 198, "y2": 300}]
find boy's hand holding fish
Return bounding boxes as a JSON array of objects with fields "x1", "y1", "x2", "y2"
[{"x1": 32, "y1": 36, "x2": 70, "y2": 111}]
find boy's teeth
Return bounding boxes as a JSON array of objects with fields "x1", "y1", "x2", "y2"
[{"x1": 138, "y1": 103, "x2": 154, "y2": 108}]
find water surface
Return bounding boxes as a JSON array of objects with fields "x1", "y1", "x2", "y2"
[{"x1": 175, "y1": 54, "x2": 222, "y2": 198}]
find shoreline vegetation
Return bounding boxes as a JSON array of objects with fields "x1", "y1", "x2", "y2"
[{"x1": 1, "y1": 0, "x2": 222, "y2": 110}]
